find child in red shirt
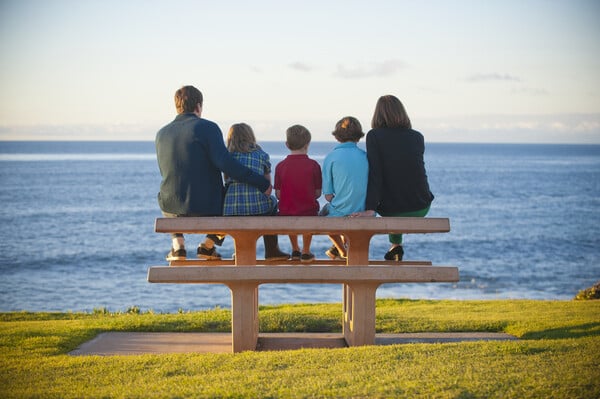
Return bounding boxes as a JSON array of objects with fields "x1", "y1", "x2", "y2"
[{"x1": 274, "y1": 125, "x2": 322, "y2": 262}]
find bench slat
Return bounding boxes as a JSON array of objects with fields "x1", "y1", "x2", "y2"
[
  {"x1": 147, "y1": 265, "x2": 459, "y2": 284},
  {"x1": 167, "y1": 259, "x2": 434, "y2": 266},
  {"x1": 154, "y1": 216, "x2": 450, "y2": 235}
]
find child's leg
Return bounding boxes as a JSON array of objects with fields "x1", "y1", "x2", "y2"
[
  {"x1": 198, "y1": 235, "x2": 222, "y2": 259},
  {"x1": 202, "y1": 236, "x2": 215, "y2": 249},
  {"x1": 301, "y1": 234, "x2": 312, "y2": 254},
  {"x1": 289, "y1": 235, "x2": 301, "y2": 260},
  {"x1": 329, "y1": 235, "x2": 347, "y2": 258},
  {"x1": 204, "y1": 234, "x2": 225, "y2": 247},
  {"x1": 288, "y1": 235, "x2": 300, "y2": 252}
]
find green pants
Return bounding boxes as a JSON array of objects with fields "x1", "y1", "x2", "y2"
[{"x1": 381, "y1": 206, "x2": 430, "y2": 245}]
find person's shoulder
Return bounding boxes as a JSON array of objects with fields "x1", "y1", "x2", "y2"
[
  {"x1": 191, "y1": 118, "x2": 223, "y2": 141},
  {"x1": 257, "y1": 147, "x2": 270, "y2": 160},
  {"x1": 323, "y1": 149, "x2": 336, "y2": 161},
  {"x1": 367, "y1": 127, "x2": 383, "y2": 135},
  {"x1": 411, "y1": 128, "x2": 425, "y2": 139},
  {"x1": 310, "y1": 158, "x2": 322, "y2": 172},
  {"x1": 196, "y1": 117, "x2": 220, "y2": 130},
  {"x1": 347, "y1": 142, "x2": 366, "y2": 153},
  {"x1": 156, "y1": 115, "x2": 180, "y2": 135},
  {"x1": 353, "y1": 145, "x2": 367, "y2": 158},
  {"x1": 156, "y1": 119, "x2": 172, "y2": 132},
  {"x1": 299, "y1": 155, "x2": 321, "y2": 168},
  {"x1": 155, "y1": 124, "x2": 169, "y2": 140},
  {"x1": 368, "y1": 127, "x2": 423, "y2": 140}
]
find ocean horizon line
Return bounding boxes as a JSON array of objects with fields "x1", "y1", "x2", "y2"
[{"x1": 1, "y1": 139, "x2": 599, "y2": 146}]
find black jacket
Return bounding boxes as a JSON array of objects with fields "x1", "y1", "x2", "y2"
[{"x1": 365, "y1": 127, "x2": 434, "y2": 214}]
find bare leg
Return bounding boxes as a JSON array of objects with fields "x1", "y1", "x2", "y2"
[
  {"x1": 301, "y1": 234, "x2": 313, "y2": 254},
  {"x1": 288, "y1": 234, "x2": 300, "y2": 252},
  {"x1": 329, "y1": 235, "x2": 347, "y2": 258}
]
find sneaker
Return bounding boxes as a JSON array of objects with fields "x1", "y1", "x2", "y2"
[
  {"x1": 300, "y1": 253, "x2": 315, "y2": 263},
  {"x1": 197, "y1": 245, "x2": 222, "y2": 260},
  {"x1": 291, "y1": 250, "x2": 302, "y2": 261},
  {"x1": 384, "y1": 245, "x2": 404, "y2": 261},
  {"x1": 166, "y1": 248, "x2": 186, "y2": 261}
]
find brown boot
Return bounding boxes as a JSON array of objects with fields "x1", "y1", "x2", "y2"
[{"x1": 263, "y1": 235, "x2": 290, "y2": 261}]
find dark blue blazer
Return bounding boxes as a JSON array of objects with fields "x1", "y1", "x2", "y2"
[{"x1": 156, "y1": 113, "x2": 270, "y2": 215}]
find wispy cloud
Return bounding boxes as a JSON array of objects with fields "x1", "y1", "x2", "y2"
[
  {"x1": 419, "y1": 113, "x2": 600, "y2": 143},
  {"x1": 334, "y1": 59, "x2": 406, "y2": 79},
  {"x1": 288, "y1": 62, "x2": 313, "y2": 72},
  {"x1": 511, "y1": 87, "x2": 549, "y2": 96},
  {"x1": 465, "y1": 73, "x2": 521, "y2": 82}
]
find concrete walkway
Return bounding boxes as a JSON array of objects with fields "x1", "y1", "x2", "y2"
[{"x1": 70, "y1": 332, "x2": 517, "y2": 355}]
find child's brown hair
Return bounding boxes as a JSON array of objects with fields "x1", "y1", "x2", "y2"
[
  {"x1": 332, "y1": 116, "x2": 364, "y2": 142},
  {"x1": 227, "y1": 123, "x2": 258, "y2": 153},
  {"x1": 286, "y1": 124, "x2": 311, "y2": 150}
]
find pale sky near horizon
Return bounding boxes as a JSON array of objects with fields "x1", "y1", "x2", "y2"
[{"x1": 0, "y1": 0, "x2": 599, "y2": 143}]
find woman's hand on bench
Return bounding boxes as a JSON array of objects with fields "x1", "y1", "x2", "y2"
[{"x1": 349, "y1": 210, "x2": 376, "y2": 217}]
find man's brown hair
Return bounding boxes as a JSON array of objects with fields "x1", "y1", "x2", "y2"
[{"x1": 175, "y1": 86, "x2": 203, "y2": 114}]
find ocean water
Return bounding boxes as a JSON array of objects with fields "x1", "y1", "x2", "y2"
[{"x1": 0, "y1": 141, "x2": 598, "y2": 313}]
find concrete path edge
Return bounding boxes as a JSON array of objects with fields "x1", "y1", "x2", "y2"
[{"x1": 70, "y1": 332, "x2": 518, "y2": 355}]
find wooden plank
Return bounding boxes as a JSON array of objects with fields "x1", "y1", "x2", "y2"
[
  {"x1": 147, "y1": 265, "x2": 459, "y2": 284},
  {"x1": 167, "y1": 259, "x2": 433, "y2": 266},
  {"x1": 154, "y1": 216, "x2": 450, "y2": 235}
]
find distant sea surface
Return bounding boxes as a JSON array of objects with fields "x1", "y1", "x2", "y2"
[{"x1": 0, "y1": 141, "x2": 598, "y2": 313}]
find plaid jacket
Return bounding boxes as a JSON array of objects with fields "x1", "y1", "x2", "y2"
[{"x1": 223, "y1": 148, "x2": 274, "y2": 215}]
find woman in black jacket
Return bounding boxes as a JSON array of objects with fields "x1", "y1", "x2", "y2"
[{"x1": 354, "y1": 95, "x2": 434, "y2": 261}]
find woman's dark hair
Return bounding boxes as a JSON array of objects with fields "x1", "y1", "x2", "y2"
[{"x1": 371, "y1": 95, "x2": 412, "y2": 129}]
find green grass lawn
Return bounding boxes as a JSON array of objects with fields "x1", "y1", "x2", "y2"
[{"x1": 1, "y1": 299, "x2": 599, "y2": 398}]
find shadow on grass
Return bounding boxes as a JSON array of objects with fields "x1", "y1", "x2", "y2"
[{"x1": 521, "y1": 322, "x2": 600, "y2": 340}]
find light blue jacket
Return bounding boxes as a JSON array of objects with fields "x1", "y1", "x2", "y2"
[{"x1": 322, "y1": 142, "x2": 368, "y2": 216}]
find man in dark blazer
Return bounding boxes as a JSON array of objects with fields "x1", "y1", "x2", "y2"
[{"x1": 156, "y1": 85, "x2": 272, "y2": 261}]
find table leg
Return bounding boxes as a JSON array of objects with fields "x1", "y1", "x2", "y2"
[
  {"x1": 231, "y1": 232, "x2": 260, "y2": 265},
  {"x1": 228, "y1": 282, "x2": 259, "y2": 352},
  {"x1": 343, "y1": 283, "x2": 379, "y2": 346},
  {"x1": 344, "y1": 233, "x2": 373, "y2": 265}
]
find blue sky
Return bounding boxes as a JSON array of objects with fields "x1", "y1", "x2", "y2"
[{"x1": 0, "y1": 0, "x2": 599, "y2": 143}]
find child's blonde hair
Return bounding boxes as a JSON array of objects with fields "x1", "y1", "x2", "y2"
[
  {"x1": 286, "y1": 125, "x2": 311, "y2": 150},
  {"x1": 227, "y1": 123, "x2": 258, "y2": 153},
  {"x1": 332, "y1": 116, "x2": 364, "y2": 142}
]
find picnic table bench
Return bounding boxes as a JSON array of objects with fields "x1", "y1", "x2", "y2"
[{"x1": 147, "y1": 216, "x2": 459, "y2": 352}]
